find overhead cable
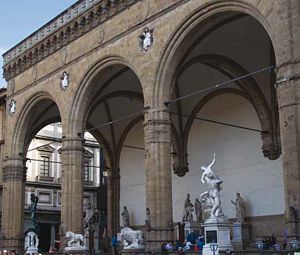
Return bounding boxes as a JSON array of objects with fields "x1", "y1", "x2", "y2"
[{"x1": 164, "y1": 65, "x2": 275, "y2": 105}]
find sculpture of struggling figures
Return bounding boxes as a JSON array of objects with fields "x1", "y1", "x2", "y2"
[
  {"x1": 231, "y1": 193, "x2": 246, "y2": 223},
  {"x1": 182, "y1": 194, "x2": 194, "y2": 222},
  {"x1": 200, "y1": 153, "x2": 223, "y2": 218},
  {"x1": 194, "y1": 198, "x2": 203, "y2": 223},
  {"x1": 122, "y1": 206, "x2": 130, "y2": 227}
]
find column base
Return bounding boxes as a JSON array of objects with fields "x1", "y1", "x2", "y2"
[{"x1": 145, "y1": 229, "x2": 174, "y2": 252}]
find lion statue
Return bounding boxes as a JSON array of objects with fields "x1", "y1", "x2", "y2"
[
  {"x1": 65, "y1": 231, "x2": 84, "y2": 248},
  {"x1": 120, "y1": 227, "x2": 145, "y2": 249}
]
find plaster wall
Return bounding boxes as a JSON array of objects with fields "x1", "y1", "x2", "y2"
[
  {"x1": 172, "y1": 93, "x2": 284, "y2": 222},
  {"x1": 119, "y1": 121, "x2": 146, "y2": 226},
  {"x1": 119, "y1": 93, "x2": 284, "y2": 226}
]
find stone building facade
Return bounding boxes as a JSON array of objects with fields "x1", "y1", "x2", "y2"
[{"x1": 1, "y1": 0, "x2": 300, "y2": 253}]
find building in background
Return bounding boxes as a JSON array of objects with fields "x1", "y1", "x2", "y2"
[{"x1": 24, "y1": 123, "x2": 106, "y2": 252}]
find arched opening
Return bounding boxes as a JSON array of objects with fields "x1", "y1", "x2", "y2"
[
  {"x1": 164, "y1": 11, "x2": 281, "y2": 242},
  {"x1": 25, "y1": 122, "x2": 102, "y2": 252},
  {"x1": 5, "y1": 95, "x2": 63, "y2": 252},
  {"x1": 75, "y1": 59, "x2": 145, "y2": 246}
]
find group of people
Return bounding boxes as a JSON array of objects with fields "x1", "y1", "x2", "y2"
[
  {"x1": 0, "y1": 250, "x2": 17, "y2": 255},
  {"x1": 161, "y1": 236, "x2": 205, "y2": 254},
  {"x1": 260, "y1": 234, "x2": 279, "y2": 250}
]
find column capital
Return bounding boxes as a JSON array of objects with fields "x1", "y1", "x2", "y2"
[
  {"x1": 61, "y1": 136, "x2": 83, "y2": 152},
  {"x1": 3, "y1": 156, "x2": 25, "y2": 182},
  {"x1": 275, "y1": 61, "x2": 300, "y2": 89}
]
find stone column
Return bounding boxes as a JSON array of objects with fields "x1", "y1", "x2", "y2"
[
  {"x1": 1, "y1": 156, "x2": 26, "y2": 253},
  {"x1": 51, "y1": 224, "x2": 56, "y2": 246},
  {"x1": 107, "y1": 168, "x2": 120, "y2": 237},
  {"x1": 144, "y1": 107, "x2": 173, "y2": 251},
  {"x1": 276, "y1": 62, "x2": 300, "y2": 237},
  {"x1": 61, "y1": 137, "x2": 84, "y2": 238}
]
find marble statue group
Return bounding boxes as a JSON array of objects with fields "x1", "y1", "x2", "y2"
[
  {"x1": 180, "y1": 153, "x2": 247, "y2": 224},
  {"x1": 182, "y1": 194, "x2": 203, "y2": 223},
  {"x1": 200, "y1": 153, "x2": 224, "y2": 219}
]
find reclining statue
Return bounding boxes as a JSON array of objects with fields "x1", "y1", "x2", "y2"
[{"x1": 120, "y1": 227, "x2": 145, "y2": 249}]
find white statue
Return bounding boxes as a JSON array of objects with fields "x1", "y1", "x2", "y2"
[
  {"x1": 25, "y1": 231, "x2": 39, "y2": 251},
  {"x1": 200, "y1": 153, "x2": 223, "y2": 219},
  {"x1": 231, "y1": 192, "x2": 246, "y2": 223},
  {"x1": 120, "y1": 227, "x2": 144, "y2": 249},
  {"x1": 84, "y1": 201, "x2": 94, "y2": 232},
  {"x1": 183, "y1": 241, "x2": 193, "y2": 251},
  {"x1": 182, "y1": 194, "x2": 194, "y2": 222},
  {"x1": 9, "y1": 99, "x2": 16, "y2": 115},
  {"x1": 60, "y1": 71, "x2": 69, "y2": 90},
  {"x1": 121, "y1": 206, "x2": 130, "y2": 227},
  {"x1": 139, "y1": 27, "x2": 153, "y2": 51},
  {"x1": 65, "y1": 231, "x2": 85, "y2": 248}
]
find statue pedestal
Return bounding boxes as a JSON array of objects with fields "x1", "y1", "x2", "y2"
[
  {"x1": 64, "y1": 246, "x2": 89, "y2": 254},
  {"x1": 202, "y1": 217, "x2": 233, "y2": 255},
  {"x1": 183, "y1": 221, "x2": 203, "y2": 240},
  {"x1": 26, "y1": 247, "x2": 38, "y2": 255},
  {"x1": 231, "y1": 223, "x2": 251, "y2": 250},
  {"x1": 121, "y1": 248, "x2": 145, "y2": 255}
]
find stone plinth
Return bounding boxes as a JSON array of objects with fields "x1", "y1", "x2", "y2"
[
  {"x1": 25, "y1": 247, "x2": 38, "y2": 255},
  {"x1": 64, "y1": 246, "x2": 89, "y2": 254},
  {"x1": 231, "y1": 223, "x2": 251, "y2": 250},
  {"x1": 183, "y1": 221, "x2": 203, "y2": 240},
  {"x1": 121, "y1": 248, "x2": 145, "y2": 255},
  {"x1": 202, "y1": 217, "x2": 233, "y2": 255}
]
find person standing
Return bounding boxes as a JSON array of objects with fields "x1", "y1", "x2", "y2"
[{"x1": 111, "y1": 235, "x2": 118, "y2": 255}]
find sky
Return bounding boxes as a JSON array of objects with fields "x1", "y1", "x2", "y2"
[{"x1": 0, "y1": 0, "x2": 77, "y2": 88}]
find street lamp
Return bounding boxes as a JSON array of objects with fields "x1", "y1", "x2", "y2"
[{"x1": 210, "y1": 241, "x2": 219, "y2": 255}]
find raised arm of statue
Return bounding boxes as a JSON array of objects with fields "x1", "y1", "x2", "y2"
[
  {"x1": 208, "y1": 153, "x2": 216, "y2": 169},
  {"x1": 201, "y1": 172, "x2": 206, "y2": 184},
  {"x1": 201, "y1": 153, "x2": 216, "y2": 184}
]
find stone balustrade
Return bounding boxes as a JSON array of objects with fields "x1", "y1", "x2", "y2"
[{"x1": 2, "y1": 0, "x2": 138, "y2": 80}]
